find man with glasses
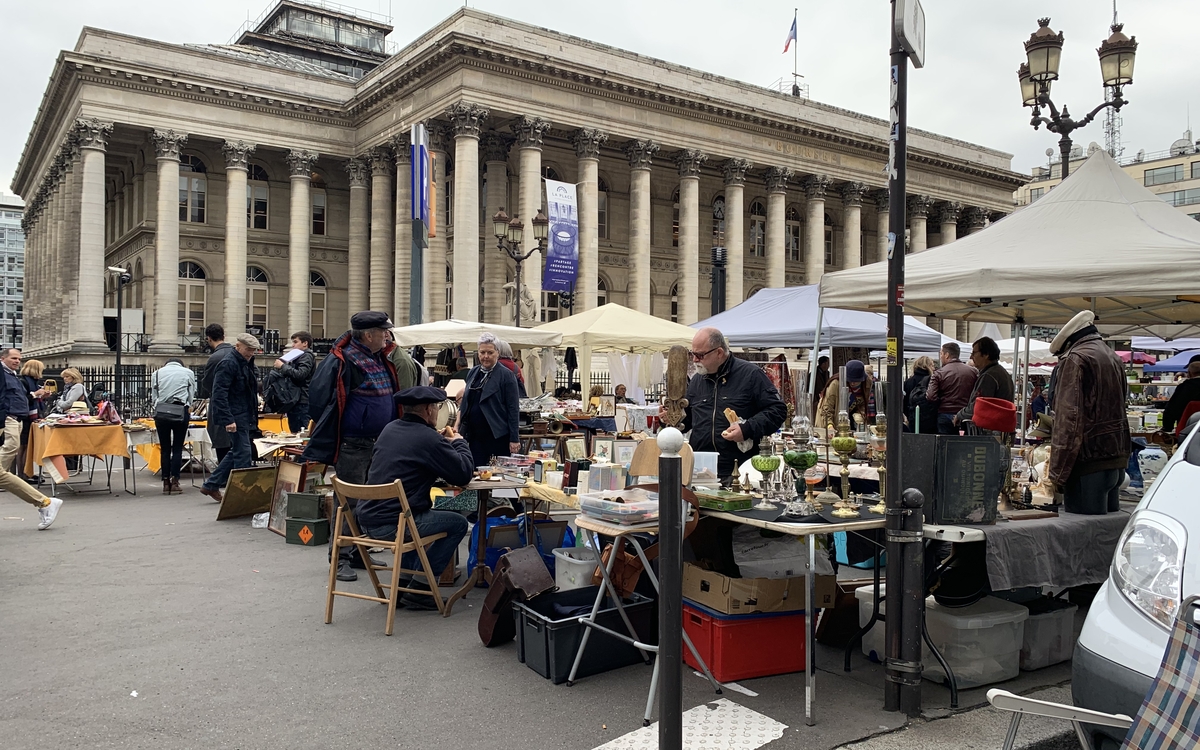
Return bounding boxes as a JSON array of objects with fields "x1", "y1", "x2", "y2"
[
  {"x1": 681, "y1": 327, "x2": 787, "y2": 478},
  {"x1": 955, "y1": 336, "x2": 1015, "y2": 429}
]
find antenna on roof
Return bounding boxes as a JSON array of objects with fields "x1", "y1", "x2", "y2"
[{"x1": 1103, "y1": 0, "x2": 1124, "y2": 159}]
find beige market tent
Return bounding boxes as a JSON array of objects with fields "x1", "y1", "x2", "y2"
[
  {"x1": 818, "y1": 150, "x2": 1200, "y2": 331},
  {"x1": 389, "y1": 319, "x2": 562, "y2": 349}
]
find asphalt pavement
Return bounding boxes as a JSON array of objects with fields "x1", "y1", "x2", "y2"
[{"x1": 1, "y1": 475, "x2": 1079, "y2": 750}]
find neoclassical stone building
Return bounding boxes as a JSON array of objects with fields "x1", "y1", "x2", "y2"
[{"x1": 12, "y1": 2, "x2": 1024, "y2": 364}]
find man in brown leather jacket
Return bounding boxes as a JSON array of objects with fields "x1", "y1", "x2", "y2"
[
  {"x1": 926, "y1": 342, "x2": 977, "y2": 435},
  {"x1": 1048, "y1": 311, "x2": 1131, "y2": 515}
]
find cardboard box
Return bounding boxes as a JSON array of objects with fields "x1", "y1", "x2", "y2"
[{"x1": 683, "y1": 562, "x2": 836, "y2": 615}]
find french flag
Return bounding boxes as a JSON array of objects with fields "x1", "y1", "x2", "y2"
[{"x1": 782, "y1": 18, "x2": 797, "y2": 53}]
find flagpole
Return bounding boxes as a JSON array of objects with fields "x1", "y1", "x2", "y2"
[{"x1": 793, "y1": 8, "x2": 798, "y2": 83}]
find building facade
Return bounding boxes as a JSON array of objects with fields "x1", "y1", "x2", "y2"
[
  {"x1": 0, "y1": 193, "x2": 25, "y2": 347},
  {"x1": 12, "y1": 3, "x2": 1025, "y2": 364}
]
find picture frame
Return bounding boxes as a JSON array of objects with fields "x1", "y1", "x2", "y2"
[
  {"x1": 217, "y1": 465, "x2": 278, "y2": 521},
  {"x1": 592, "y1": 437, "x2": 615, "y2": 463},
  {"x1": 614, "y1": 440, "x2": 638, "y2": 467},
  {"x1": 565, "y1": 437, "x2": 587, "y2": 461},
  {"x1": 598, "y1": 395, "x2": 616, "y2": 417},
  {"x1": 269, "y1": 459, "x2": 306, "y2": 536}
]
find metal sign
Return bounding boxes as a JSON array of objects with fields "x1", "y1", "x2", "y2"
[
  {"x1": 411, "y1": 123, "x2": 430, "y2": 225},
  {"x1": 894, "y1": 0, "x2": 926, "y2": 69}
]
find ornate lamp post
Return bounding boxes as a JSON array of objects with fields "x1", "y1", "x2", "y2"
[
  {"x1": 1018, "y1": 18, "x2": 1138, "y2": 180},
  {"x1": 492, "y1": 207, "x2": 549, "y2": 328}
]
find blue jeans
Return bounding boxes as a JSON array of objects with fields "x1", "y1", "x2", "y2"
[
  {"x1": 286, "y1": 404, "x2": 310, "y2": 434},
  {"x1": 937, "y1": 413, "x2": 959, "y2": 435},
  {"x1": 365, "y1": 510, "x2": 468, "y2": 582},
  {"x1": 204, "y1": 425, "x2": 251, "y2": 491}
]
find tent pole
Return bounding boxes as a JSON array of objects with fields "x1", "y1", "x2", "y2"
[
  {"x1": 808, "y1": 306, "x2": 824, "y2": 399},
  {"x1": 1021, "y1": 325, "x2": 1031, "y2": 444}
]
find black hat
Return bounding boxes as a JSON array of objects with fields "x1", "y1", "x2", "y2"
[
  {"x1": 350, "y1": 310, "x2": 393, "y2": 330},
  {"x1": 394, "y1": 386, "x2": 447, "y2": 406}
]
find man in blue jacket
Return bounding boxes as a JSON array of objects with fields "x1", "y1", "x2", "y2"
[
  {"x1": 303, "y1": 311, "x2": 402, "y2": 582},
  {"x1": 199, "y1": 333, "x2": 260, "y2": 503},
  {"x1": 360, "y1": 386, "x2": 474, "y2": 609}
]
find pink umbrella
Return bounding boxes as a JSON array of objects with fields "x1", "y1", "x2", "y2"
[{"x1": 1116, "y1": 351, "x2": 1157, "y2": 365}]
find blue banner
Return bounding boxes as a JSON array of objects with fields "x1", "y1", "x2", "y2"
[{"x1": 542, "y1": 178, "x2": 578, "y2": 293}]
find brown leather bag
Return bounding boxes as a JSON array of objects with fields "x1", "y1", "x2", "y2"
[
  {"x1": 477, "y1": 545, "x2": 555, "y2": 647},
  {"x1": 588, "y1": 485, "x2": 699, "y2": 598}
]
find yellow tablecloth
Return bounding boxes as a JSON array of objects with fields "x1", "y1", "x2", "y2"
[
  {"x1": 131, "y1": 416, "x2": 286, "y2": 473},
  {"x1": 25, "y1": 423, "x2": 129, "y2": 481}
]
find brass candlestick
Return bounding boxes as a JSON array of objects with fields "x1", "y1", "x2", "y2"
[
  {"x1": 830, "y1": 410, "x2": 859, "y2": 517},
  {"x1": 868, "y1": 413, "x2": 887, "y2": 515}
]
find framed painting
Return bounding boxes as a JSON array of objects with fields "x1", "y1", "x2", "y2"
[
  {"x1": 216, "y1": 465, "x2": 278, "y2": 521},
  {"x1": 565, "y1": 437, "x2": 587, "y2": 461},
  {"x1": 268, "y1": 460, "x2": 307, "y2": 536},
  {"x1": 614, "y1": 440, "x2": 638, "y2": 467},
  {"x1": 598, "y1": 395, "x2": 616, "y2": 417},
  {"x1": 592, "y1": 437, "x2": 615, "y2": 463}
]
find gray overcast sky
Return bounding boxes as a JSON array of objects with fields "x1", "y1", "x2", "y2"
[{"x1": 3, "y1": 0, "x2": 1197, "y2": 195}]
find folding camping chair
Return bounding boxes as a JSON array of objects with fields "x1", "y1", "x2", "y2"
[
  {"x1": 987, "y1": 595, "x2": 1200, "y2": 750},
  {"x1": 324, "y1": 477, "x2": 449, "y2": 635}
]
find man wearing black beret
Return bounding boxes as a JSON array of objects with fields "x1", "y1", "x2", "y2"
[{"x1": 358, "y1": 386, "x2": 474, "y2": 609}]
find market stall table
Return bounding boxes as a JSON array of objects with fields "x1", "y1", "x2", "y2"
[
  {"x1": 442, "y1": 477, "x2": 528, "y2": 617},
  {"x1": 24, "y1": 422, "x2": 130, "y2": 495},
  {"x1": 127, "y1": 424, "x2": 215, "y2": 491}
]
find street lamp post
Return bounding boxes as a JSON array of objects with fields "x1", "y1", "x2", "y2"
[
  {"x1": 108, "y1": 266, "x2": 132, "y2": 409},
  {"x1": 492, "y1": 207, "x2": 549, "y2": 328},
  {"x1": 1018, "y1": 18, "x2": 1138, "y2": 180}
]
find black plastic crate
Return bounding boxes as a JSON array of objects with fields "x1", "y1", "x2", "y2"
[{"x1": 514, "y1": 585, "x2": 655, "y2": 684}]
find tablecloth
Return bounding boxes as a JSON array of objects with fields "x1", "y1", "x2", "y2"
[
  {"x1": 981, "y1": 509, "x2": 1132, "y2": 590},
  {"x1": 25, "y1": 423, "x2": 129, "y2": 482},
  {"x1": 130, "y1": 425, "x2": 213, "y2": 474}
]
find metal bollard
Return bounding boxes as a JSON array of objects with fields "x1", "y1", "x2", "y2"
[{"x1": 657, "y1": 427, "x2": 684, "y2": 749}]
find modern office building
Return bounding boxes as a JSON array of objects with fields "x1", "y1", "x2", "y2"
[
  {"x1": 11, "y1": 0, "x2": 1024, "y2": 364},
  {"x1": 0, "y1": 192, "x2": 24, "y2": 347}
]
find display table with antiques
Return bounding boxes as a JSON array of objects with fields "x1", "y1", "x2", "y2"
[{"x1": 24, "y1": 422, "x2": 131, "y2": 495}]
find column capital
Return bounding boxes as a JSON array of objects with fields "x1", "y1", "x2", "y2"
[
  {"x1": 989, "y1": 211, "x2": 1008, "y2": 224},
  {"x1": 480, "y1": 130, "x2": 514, "y2": 163},
  {"x1": 221, "y1": 140, "x2": 256, "y2": 171},
  {"x1": 345, "y1": 157, "x2": 370, "y2": 188},
  {"x1": 573, "y1": 128, "x2": 608, "y2": 160},
  {"x1": 73, "y1": 118, "x2": 112, "y2": 151},
  {"x1": 674, "y1": 149, "x2": 708, "y2": 178},
  {"x1": 623, "y1": 139, "x2": 660, "y2": 170},
  {"x1": 839, "y1": 181, "x2": 868, "y2": 207},
  {"x1": 871, "y1": 188, "x2": 890, "y2": 213},
  {"x1": 722, "y1": 158, "x2": 752, "y2": 186},
  {"x1": 286, "y1": 149, "x2": 319, "y2": 178},
  {"x1": 61, "y1": 138, "x2": 80, "y2": 168},
  {"x1": 964, "y1": 205, "x2": 990, "y2": 230},
  {"x1": 150, "y1": 129, "x2": 188, "y2": 161},
  {"x1": 446, "y1": 102, "x2": 489, "y2": 139},
  {"x1": 423, "y1": 120, "x2": 452, "y2": 153},
  {"x1": 364, "y1": 145, "x2": 393, "y2": 176},
  {"x1": 802, "y1": 174, "x2": 830, "y2": 200},
  {"x1": 389, "y1": 132, "x2": 412, "y2": 165},
  {"x1": 936, "y1": 200, "x2": 963, "y2": 225},
  {"x1": 906, "y1": 194, "x2": 934, "y2": 218},
  {"x1": 764, "y1": 166, "x2": 794, "y2": 193},
  {"x1": 512, "y1": 115, "x2": 551, "y2": 149}
]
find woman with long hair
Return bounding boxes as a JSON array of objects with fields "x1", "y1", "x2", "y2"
[{"x1": 17, "y1": 359, "x2": 46, "y2": 483}]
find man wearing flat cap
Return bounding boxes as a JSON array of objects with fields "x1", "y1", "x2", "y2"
[
  {"x1": 199, "y1": 333, "x2": 261, "y2": 502},
  {"x1": 359, "y1": 386, "x2": 474, "y2": 609},
  {"x1": 1047, "y1": 310, "x2": 1131, "y2": 515},
  {"x1": 304, "y1": 311, "x2": 404, "y2": 581}
]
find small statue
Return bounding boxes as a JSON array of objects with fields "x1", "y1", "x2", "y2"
[{"x1": 661, "y1": 345, "x2": 689, "y2": 428}]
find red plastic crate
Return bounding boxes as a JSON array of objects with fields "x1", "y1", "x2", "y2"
[{"x1": 682, "y1": 600, "x2": 806, "y2": 683}]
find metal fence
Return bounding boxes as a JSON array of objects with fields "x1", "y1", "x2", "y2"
[{"x1": 59, "y1": 364, "x2": 278, "y2": 420}]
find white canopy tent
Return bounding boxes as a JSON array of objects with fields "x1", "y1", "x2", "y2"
[
  {"x1": 1132, "y1": 336, "x2": 1200, "y2": 352},
  {"x1": 389, "y1": 319, "x2": 562, "y2": 349},
  {"x1": 995, "y1": 337, "x2": 1056, "y2": 365},
  {"x1": 818, "y1": 150, "x2": 1200, "y2": 332}
]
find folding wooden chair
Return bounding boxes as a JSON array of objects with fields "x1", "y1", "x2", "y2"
[{"x1": 325, "y1": 477, "x2": 449, "y2": 635}]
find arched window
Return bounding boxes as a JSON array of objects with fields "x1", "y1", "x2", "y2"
[
  {"x1": 669, "y1": 281, "x2": 679, "y2": 323},
  {"x1": 671, "y1": 187, "x2": 680, "y2": 248},
  {"x1": 597, "y1": 177, "x2": 610, "y2": 240},
  {"x1": 712, "y1": 195, "x2": 725, "y2": 246},
  {"x1": 446, "y1": 162, "x2": 454, "y2": 229},
  {"x1": 746, "y1": 285, "x2": 764, "y2": 301},
  {"x1": 823, "y1": 212, "x2": 836, "y2": 267},
  {"x1": 178, "y1": 155, "x2": 207, "y2": 223},
  {"x1": 445, "y1": 263, "x2": 453, "y2": 320},
  {"x1": 309, "y1": 271, "x2": 327, "y2": 337},
  {"x1": 246, "y1": 265, "x2": 269, "y2": 330},
  {"x1": 177, "y1": 261, "x2": 206, "y2": 335},
  {"x1": 310, "y1": 172, "x2": 327, "y2": 236},
  {"x1": 133, "y1": 259, "x2": 143, "y2": 309},
  {"x1": 597, "y1": 276, "x2": 608, "y2": 307},
  {"x1": 247, "y1": 164, "x2": 269, "y2": 230},
  {"x1": 786, "y1": 206, "x2": 802, "y2": 262},
  {"x1": 749, "y1": 201, "x2": 766, "y2": 257}
]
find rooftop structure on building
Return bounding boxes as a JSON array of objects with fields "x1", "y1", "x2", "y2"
[{"x1": 226, "y1": 0, "x2": 393, "y2": 79}]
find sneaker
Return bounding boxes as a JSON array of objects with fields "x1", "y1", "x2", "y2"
[{"x1": 37, "y1": 497, "x2": 63, "y2": 530}]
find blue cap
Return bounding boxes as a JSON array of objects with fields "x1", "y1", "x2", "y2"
[
  {"x1": 845, "y1": 360, "x2": 866, "y2": 383},
  {"x1": 394, "y1": 386, "x2": 447, "y2": 406}
]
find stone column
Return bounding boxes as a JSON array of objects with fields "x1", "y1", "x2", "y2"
[
  {"x1": 764, "y1": 168, "x2": 791, "y2": 289},
  {"x1": 803, "y1": 175, "x2": 830, "y2": 285},
  {"x1": 907, "y1": 194, "x2": 933, "y2": 253},
  {"x1": 221, "y1": 140, "x2": 254, "y2": 333},
  {"x1": 61, "y1": 148, "x2": 80, "y2": 348},
  {"x1": 149, "y1": 128, "x2": 187, "y2": 353},
  {"x1": 481, "y1": 130, "x2": 513, "y2": 322},
  {"x1": 345, "y1": 157, "x2": 370, "y2": 319},
  {"x1": 964, "y1": 206, "x2": 989, "y2": 235},
  {"x1": 513, "y1": 115, "x2": 550, "y2": 321},
  {"x1": 872, "y1": 189, "x2": 889, "y2": 266},
  {"x1": 675, "y1": 149, "x2": 707, "y2": 325},
  {"x1": 721, "y1": 159, "x2": 750, "y2": 307},
  {"x1": 573, "y1": 128, "x2": 608, "y2": 313},
  {"x1": 123, "y1": 181, "x2": 134, "y2": 234},
  {"x1": 390, "y1": 133, "x2": 413, "y2": 324},
  {"x1": 424, "y1": 124, "x2": 451, "y2": 320},
  {"x1": 365, "y1": 145, "x2": 395, "y2": 315},
  {"x1": 287, "y1": 149, "x2": 319, "y2": 335},
  {"x1": 73, "y1": 118, "x2": 112, "y2": 351},
  {"x1": 624, "y1": 140, "x2": 658, "y2": 314},
  {"x1": 840, "y1": 182, "x2": 867, "y2": 270},
  {"x1": 447, "y1": 102, "x2": 489, "y2": 322},
  {"x1": 937, "y1": 201, "x2": 962, "y2": 246}
]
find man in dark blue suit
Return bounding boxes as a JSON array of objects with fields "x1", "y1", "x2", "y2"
[{"x1": 455, "y1": 333, "x2": 520, "y2": 467}]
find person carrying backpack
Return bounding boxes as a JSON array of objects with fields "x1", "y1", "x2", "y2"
[{"x1": 272, "y1": 331, "x2": 316, "y2": 433}]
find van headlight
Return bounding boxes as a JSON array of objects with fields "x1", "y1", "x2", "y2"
[{"x1": 1113, "y1": 512, "x2": 1187, "y2": 629}]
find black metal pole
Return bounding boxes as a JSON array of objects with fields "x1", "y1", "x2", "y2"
[
  {"x1": 514, "y1": 253, "x2": 523, "y2": 329},
  {"x1": 657, "y1": 428, "x2": 684, "y2": 749},
  {"x1": 1059, "y1": 134, "x2": 1073, "y2": 180},
  {"x1": 710, "y1": 246, "x2": 727, "y2": 318},
  {"x1": 884, "y1": 1, "x2": 922, "y2": 716},
  {"x1": 411, "y1": 218, "x2": 426, "y2": 325}
]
